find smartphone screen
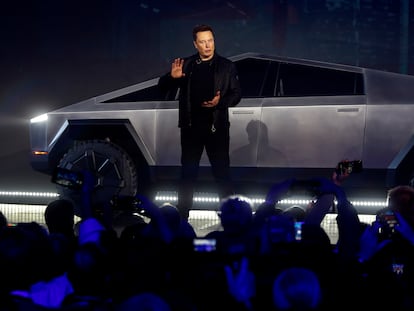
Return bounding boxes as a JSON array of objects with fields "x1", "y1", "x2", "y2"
[
  {"x1": 193, "y1": 238, "x2": 216, "y2": 252},
  {"x1": 377, "y1": 210, "x2": 398, "y2": 239},
  {"x1": 294, "y1": 221, "x2": 304, "y2": 241},
  {"x1": 51, "y1": 167, "x2": 84, "y2": 189},
  {"x1": 337, "y1": 160, "x2": 363, "y2": 174}
]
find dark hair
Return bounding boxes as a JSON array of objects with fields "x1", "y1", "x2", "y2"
[
  {"x1": 272, "y1": 267, "x2": 322, "y2": 310},
  {"x1": 192, "y1": 24, "x2": 214, "y2": 41},
  {"x1": 387, "y1": 185, "x2": 414, "y2": 211},
  {"x1": 44, "y1": 199, "x2": 75, "y2": 234}
]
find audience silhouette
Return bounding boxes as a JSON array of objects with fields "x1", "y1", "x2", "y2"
[{"x1": 1, "y1": 160, "x2": 414, "y2": 311}]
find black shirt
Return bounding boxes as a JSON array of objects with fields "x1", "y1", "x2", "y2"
[{"x1": 190, "y1": 59, "x2": 215, "y2": 126}]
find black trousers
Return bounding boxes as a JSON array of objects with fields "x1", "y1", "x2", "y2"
[{"x1": 177, "y1": 124, "x2": 234, "y2": 219}]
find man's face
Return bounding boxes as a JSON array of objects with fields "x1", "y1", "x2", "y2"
[{"x1": 193, "y1": 30, "x2": 215, "y2": 60}]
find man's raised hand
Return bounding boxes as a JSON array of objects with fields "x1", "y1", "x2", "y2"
[{"x1": 171, "y1": 58, "x2": 185, "y2": 78}]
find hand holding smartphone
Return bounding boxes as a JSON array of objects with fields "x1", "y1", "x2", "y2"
[{"x1": 336, "y1": 160, "x2": 363, "y2": 175}]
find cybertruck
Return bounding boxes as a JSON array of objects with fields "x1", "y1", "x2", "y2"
[{"x1": 29, "y1": 53, "x2": 414, "y2": 213}]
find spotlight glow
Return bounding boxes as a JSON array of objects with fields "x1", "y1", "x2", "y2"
[{"x1": 30, "y1": 114, "x2": 48, "y2": 123}]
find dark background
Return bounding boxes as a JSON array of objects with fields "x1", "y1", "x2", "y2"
[{"x1": 1, "y1": 0, "x2": 413, "y2": 193}]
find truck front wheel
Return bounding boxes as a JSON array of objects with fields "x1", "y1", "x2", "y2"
[{"x1": 55, "y1": 139, "x2": 138, "y2": 217}]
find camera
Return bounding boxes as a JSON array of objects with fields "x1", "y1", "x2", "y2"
[
  {"x1": 51, "y1": 167, "x2": 84, "y2": 189},
  {"x1": 337, "y1": 160, "x2": 363, "y2": 174}
]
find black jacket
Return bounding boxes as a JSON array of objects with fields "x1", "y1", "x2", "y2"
[{"x1": 158, "y1": 53, "x2": 242, "y2": 129}]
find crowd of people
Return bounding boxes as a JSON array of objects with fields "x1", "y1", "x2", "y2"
[{"x1": 0, "y1": 163, "x2": 414, "y2": 311}]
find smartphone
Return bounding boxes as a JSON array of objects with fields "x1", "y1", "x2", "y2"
[
  {"x1": 193, "y1": 238, "x2": 216, "y2": 252},
  {"x1": 267, "y1": 214, "x2": 295, "y2": 243},
  {"x1": 294, "y1": 221, "x2": 304, "y2": 241},
  {"x1": 110, "y1": 195, "x2": 146, "y2": 214},
  {"x1": 337, "y1": 160, "x2": 363, "y2": 174},
  {"x1": 376, "y1": 209, "x2": 398, "y2": 240},
  {"x1": 51, "y1": 167, "x2": 84, "y2": 189}
]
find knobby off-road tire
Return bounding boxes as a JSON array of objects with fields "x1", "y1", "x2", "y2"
[{"x1": 56, "y1": 139, "x2": 138, "y2": 216}]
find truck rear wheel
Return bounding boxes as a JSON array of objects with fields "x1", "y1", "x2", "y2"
[{"x1": 55, "y1": 139, "x2": 138, "y2": 217}]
